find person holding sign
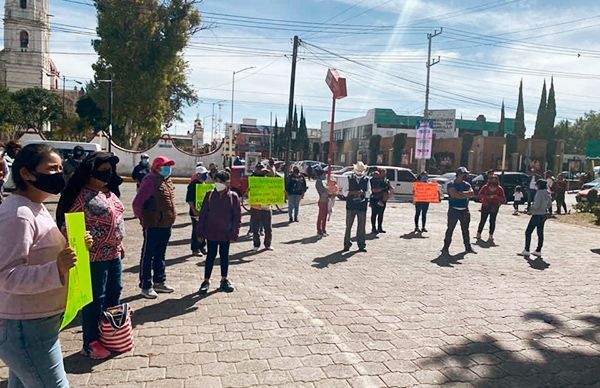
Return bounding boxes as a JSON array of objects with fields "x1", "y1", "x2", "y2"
[
  {"x1": 0, "y1": 144, "x2": 78, "y2": 388},
  {"x1": 197, "y1": 171, "x2": 241, "y2": 294},
  {"x1": 476, "y1": 174, "x2": 506, "y2": 243},
  {"x1": 370, "y1": 168, "x2": 393, "y2": 234},
  {"x1": 132, "y1": 156, "x2": 177, "y2": 299},
  {"x1": 186, "y1": 165, "x2": 210, "y2": 256},
  {"x1": 343, "y1": 162, "x2": 371, "y2": 252},
  {"x1": 250, "y1": 165, "x2": 276, "y2": 251},
  {"x1": 442, "y1": 167, "x2": 475, "y2": 255},
  {"x1": 413, "y1": 171, "x2": 440, "y2": 233},
  {"x1": 56, "y1": 152, "x2": 125, "y2": 360}
]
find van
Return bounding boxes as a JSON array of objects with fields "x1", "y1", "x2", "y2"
[
  {"x1": 3, "y1": 140, "x2": 101, "y2": 191},
  {"x1": 333, "y1": 165, "x2": 417, "y2": 203}
]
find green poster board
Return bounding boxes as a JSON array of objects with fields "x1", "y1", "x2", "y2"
[
  {"x1": 248, "y1": 176, "x2": 286, "y2": 206},
  {"x1": 195, "y1": 183, "x2": 216, "y2": 210}
]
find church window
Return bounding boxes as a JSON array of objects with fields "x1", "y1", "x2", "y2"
[
  {"x1": 20, "y1": 0, "x2": 27, "y2": 9},
  {"x1": 20, "y1": 31, "x2": 29, "y2": 49}
]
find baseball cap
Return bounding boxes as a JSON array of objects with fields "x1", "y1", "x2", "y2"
[
  {"x1": 152, "y1": 156, "x2": 175, "y2": 170},
  {"x1": 195, "y1": 165, "x2": 208, "y2": 175},
  {"x1": 456, "y1": 166, "x2": 469, "y2": 175}
]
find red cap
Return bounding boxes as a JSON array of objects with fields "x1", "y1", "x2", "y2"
[{"x1": 152, "y1": 156, "x2": 175, "y2": 170}]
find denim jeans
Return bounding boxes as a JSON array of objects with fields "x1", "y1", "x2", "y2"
[
  {"x1": 414, "y1": 203, "x2": 430, "y2": 229},
  {"x1": 251, "y1": 209, "x2": 272, "y2": 248},
  {"x1": 525, "y1": 215, "x2": 547, "y2": 252},
  {"x1": 139, "y1": 227, "x2": 172, "y2": 289},
  {"x1": 204, "y1": 241, "x2": 231, "y2": 280},
  {"x1": 443, "y1": 208, "x2": 471, "y2": 250},
  {"x1": 477, "y1": 208, "x2": 498, "y2": 235},
  {"x1": 0, "y1": 314, "x2": 69, "y2": 388},
  {"x1": 82, "y1": 258, "x2": 122, "y2": 347},
  {"x1": 370, "y1": 202, "x2": 386, "y2": 231},
  {"x1": 344, "y1": 209, "x2": 367, "y2": 249},
  {"x1": 288, "y1": 194, "x2": 302, "y2": 220}
]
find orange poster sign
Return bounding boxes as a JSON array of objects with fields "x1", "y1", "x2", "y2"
[{"x1": 414, "y1": 182, "x2": 441, "y2": 203}]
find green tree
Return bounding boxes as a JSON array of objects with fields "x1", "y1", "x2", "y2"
[
  {"x1": 76, "y1": 93, "x2": 106, "y2": 132},
  {"x1": 368, "y1": 134, "x2": 381, "y2": 165},
  {"x1": 460, "y1": 133, "x2": 474, "y2": 166},
  {"x1": 13, "y1": 88, "x2": 62, "y2": 131},
  {"x1": 497, "y1": 100, "x2": 506, "y2": 137},
  {"x1": 514, "y1": 80, "x2": 526, "y2": 138},
  {"x1": 0, "y1": 88, "x2": 23, "y2": 140},
  {"x1": 392, "y1": 133, "x2": 407, "y2": 166},
  {"x1": 296, "y1": 106, "x2": 309, "y2": 159},
  {"x1": 534, "y1": 79, "x2": 547, "y2": 139},
  {"x1": 90, "y1": 0, "x2": 201, "y2": 149},
  {"x1": 546, "y1": 77, "x2": 557, "y2": 134}
]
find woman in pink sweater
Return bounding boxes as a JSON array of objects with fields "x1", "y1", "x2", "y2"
[
  {"x1": 0, "y1": 144, "x2": 80, "y2": 387},
  {"x1": 476, "y1": 174, "x2": 506, "y2": 243}
]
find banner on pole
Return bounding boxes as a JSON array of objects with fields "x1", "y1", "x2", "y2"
[
  {"x1": 245, "y1": 152, "x2": 262, "y2": 176},
  {"x1": 413, "y1": 182, "x2": 441, "y2": 203},
  {"x1": 60, "y1": 212, "x2": 93, "y2": 330},
  {"x1": 248, "y1": 176, "x2": 286, "y2": 205},
  {"x1": 415, "y1": 120, "x2": 433, "y2": 160},
  {"x1": 195, "y1": 183, "x2": 216, "y2": 210}
]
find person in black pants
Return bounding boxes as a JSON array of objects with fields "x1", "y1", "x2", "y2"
[
  {"x1": 521, "y1": 180, "x2": 552, "y2": 257},
  {"x1": 414, "y1": 171, "x2": 433, "y2": 232},
  {"x1": 370, "y1": 168, "x2": 391, "y2": 234},
  {"x1": 442, "y1": 167, "x2": 475, "y2": 254},
  {"x1": 186, "y1": 166, "x2": 209, "y2": 256}
]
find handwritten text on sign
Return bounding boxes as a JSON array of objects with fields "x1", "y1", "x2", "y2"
[
  {"x1": 248, "y1": 176, "x2": 286, "y2": 206},
  {"x1": 60, "y1": 212, "x2": 93, "y2": 330},
  {"x1": 413, "y1": 182, "x2": 441, "y2": 203},
  {"x1": 195, "y1": 183, "x2": 216, "y2": 210}
]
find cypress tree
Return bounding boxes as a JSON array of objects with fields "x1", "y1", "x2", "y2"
[
  {"x1": 514, "y1": 80, "x2": 526, "y2": 139},
  {"x1": 497, "y1": 100, "x2": 506, "y2": 137},
  {"x1": 546, "y1": 77, "x2": 557, "y2": 135},
  {"x1": 273, "y1": 117, "x2": 279, "y2": 158},
  {"x1": 534, "y1": 79, "x2": 547, "y2": 139}
]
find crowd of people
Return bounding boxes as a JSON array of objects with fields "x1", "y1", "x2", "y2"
[{"x1": 0, "y1": 141, "x2": 573, "y2": 387}]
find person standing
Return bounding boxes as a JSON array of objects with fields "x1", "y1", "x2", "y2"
[
  {"x1": 197, "y1": 171, "x2": 241, "y2": 294},
  {"x1": 206, "y1": 163, "x2": 218, "y2": 183},
  {"x1": 56, "y1": 152, "x2": 125, "y2": 360},
  {"x1": 132, "y1": 156, "x2": 177, "y2": 299},
  {"x1": 186, "y1": 165, "x2": 209, "y2": 256},
  {"x1": 545, "y1": 171, "x2": 556, "y2": 216},
  {"x1": 520, "y1": 180, "x2": 552, "y2": 257},
  {"x1": 476, "y1": 174, "x2": 506, "y2": 243},
  {"x1": 414, "y1": 171, "x2": 434, "y2": 233},
  {"x1": 315, "y1": 168, "x2": 330, "y2": 236},
  {"x1": 369, "y1": 168, "x2": 392, "y2": 234},
  {"x1": 554, "y1": 173, "x2": 568, "y2": 214},
  {"x1": 286, "y1": 166, "x2": 307, "y2": 223},
  {"x1": 132, "y1": 153, "x2": 151, "y2": 189},
  {"x1": 442, "y1": 167, "x2": 475, "y2": 254},
  {"x1": 0, "y1": 144, "x2": 79, "y2": 388},
  {"x1": 343, "y1": 162, "x2": 371, "y2": 252},
  {"x1": 250, "y1": 166, "x2": 274, "y2": 251},
  {"x1": 526, "y1": 169, "x2": 539, "y2": 212},
  {"x1": 63, "y1": 145, "x2": 86, "y2": 182},
  {"x1": 0, "y1": 144, "x2": 8, "y2": 205},
  {"x1": 513, "y1": 186, "x2": 525, "y2": 215}
]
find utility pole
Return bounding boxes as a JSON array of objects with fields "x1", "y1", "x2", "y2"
[
  {"x1": 62, "y1": 75, "x2": 66, "y2": 117},
  {"x1": 108, "y1": 74, "x2": 113, "y2": 153},
  {"x1": 284, "y1": 35, "x2": 300, "y2": 178},
  {"x1": 269, "y1": 111, "x2": 273, "y2": 158},
  {"x1": 418, "y1": 28, "x2": 442, "y2": 174}
]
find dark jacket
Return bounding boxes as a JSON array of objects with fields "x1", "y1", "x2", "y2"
[
  {"x1": 197, "y1": 189, "x2": 241, "y2": 242},
  {"x1": 346, "y1": 175, "x2": 369, "y2": 211},
  {"x1": 286, "y1": 174, "x2": 307, "y2": 195},
  {"x1": 132, "y1": 163, "x2": 150, "y2": 184},
  {"x1": 132, "y1": 172, "x2": 176, "y2": 228},
  {"x1": 370, "y1": 177, "x2": 391, "y2": 205}
]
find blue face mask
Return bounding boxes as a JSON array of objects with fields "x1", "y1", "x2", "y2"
[
  {"x1": 160, "y1": 166, "x2": 172, "y2": 177},
  {"x1": 420, "y1": 175, "x2": 428, "y2": 182},
  {"x1": 200, "y1": 173, "x2": 208, "y2": 181}
]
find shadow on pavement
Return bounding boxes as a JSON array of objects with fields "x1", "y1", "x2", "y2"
[
  {"x1": 431, "y1": 252, "x2": 466, "y2": 268},
  {"x1": 591, "y1": 248, "x2": 600, "y2": 255},
  {"x1": 421, "y1": 311, "x2": 600, "y2": 387},
  {"x1": 525, "y1": 256, "x2": 551, "y2": 270},
  {"x1": 64, "y1": 352, "x2": 119, "y2": 375},
  {"x1": 475, "y1": 238, "x2": 496, "y2": 249},
  {"x1": 172, "y1": 222, "x2": 192, "y2": 229},
  {"x1": 132, "y1": 292, "x2": 209, "y2": 328},
  {"x1": 400, "y1": 231, "x2": 428, "y2": 239},
  {"x1": 312, "y1": 250, "x2": 358, "y2": 269},
  {"x1": 283, "y1": 235, "x2": 322, "y2": 245},
  {"x1": 123, "y1": 254, "x2": 195, "y2": 273}
]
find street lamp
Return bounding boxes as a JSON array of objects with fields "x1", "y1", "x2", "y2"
[
  {"x1": 98, "y1": 76, "x2": 113, "y2": 153},
  {"x1": 229, "y1": 66, "x2": 255, "y2": 165},
  {"x1": 62, "y1": 76, "x2": 82, "y2": 117},
  {"x1": 199, "y1": 99, "x2": 226, "y2": 142}
]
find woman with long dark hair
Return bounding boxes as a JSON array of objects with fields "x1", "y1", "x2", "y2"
[
  {"x1": 0, "y1": 144, "x2": 77, "y2": 387},
  {"x1": 56, "y1": 152, "x2": 125, "y2": 359}
]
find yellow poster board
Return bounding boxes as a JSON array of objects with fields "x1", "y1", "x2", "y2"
[
  {"x1": 195, "y1": 183, "x2": 216, "y2": 210},
  {"x1": 414, "y1": 182, "x2": 441, "y2": 203},
  {"x1": 248, "y1": 176, "x2": 286, "y2": 206},
  {"x1": 60, "y1": 212, "x2": 93, "y2": 330}
]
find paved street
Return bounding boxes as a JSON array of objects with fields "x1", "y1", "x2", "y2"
[{"x1": 1, "y1": 182, "x2": 599, "y2": 388}]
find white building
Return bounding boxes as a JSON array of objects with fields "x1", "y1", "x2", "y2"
[{"x1": 0, "y1": 0, "x2": 59, "y2": 91}]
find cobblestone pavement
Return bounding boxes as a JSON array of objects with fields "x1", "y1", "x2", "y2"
[{"x1": 1, "y1": 182, "x2": 599, "y2": 387}]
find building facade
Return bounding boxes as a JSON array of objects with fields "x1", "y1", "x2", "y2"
[{"x1": 0, "y1": 0, "x2": 59, "y2": 91}]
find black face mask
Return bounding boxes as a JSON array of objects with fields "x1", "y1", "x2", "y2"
[
  {"x1": 30, "y1": 172, "x2": 66, "y2": 195},
  {"x1": 92, "y1": 169, "x2": 113, "y2": 183}
]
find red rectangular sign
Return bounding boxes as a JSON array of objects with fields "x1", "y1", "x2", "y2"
[{"x1": 326, "y1": 68, "x2": 347, "y2": 99}]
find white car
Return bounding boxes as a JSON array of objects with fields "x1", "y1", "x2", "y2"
[
  {"x1": 334, "y1": 166, "x2": 417, "y2": 203},
  {"x1": 429, "y1": 172, "x2": 456, "y2": 196}
]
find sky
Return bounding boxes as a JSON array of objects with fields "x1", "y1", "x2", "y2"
[{"x1": 2, "y1": 0, "x2": 600, "y2": 141}]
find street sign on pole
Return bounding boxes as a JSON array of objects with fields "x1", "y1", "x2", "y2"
[
  {"x1": 325, "y1": 68, "x2": 347, "y2": 181},
  {"x1": 415, "y1": 120, "x2": 433, "y2": 160}
]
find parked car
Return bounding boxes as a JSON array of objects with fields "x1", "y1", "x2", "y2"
[
  {"x1": 576, "y1": 183, "x2": 600, "y2": 203},
  {"x1": 471, "y1": 172, "x2": 530, "y2": 202},
  {"x1": 333, "y1": 165, "x2": 417, "y2": 202},
  {"x1": 429, "y1": 172, "x2": 476, "y2": 196},
  {"x1": 331, "y1": 166, "x2": 353, "y2": 175},
  {"x1": 294, "y1": 160, "x2": 321, "y2": 175},
  {"x1": 581, "y1": 177, "x2": 600, "y2": 190}
]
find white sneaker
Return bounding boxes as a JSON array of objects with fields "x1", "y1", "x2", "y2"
[
  {"x1": 265, "y1": 246, "x2": 274, "y2": 251},
  {"x1": 531, "y1": 251, "x2": 542, "y2": 257},
  {"x1": 519, "y1": 250, "x2": 530, "y2": 256},
  {"x1": 153, "y1": 283, "x2": 175, "y2": 293},
  {"x1": 141, "y1": 288, "x2": 158, "y2": 299},
  {"x1": 253, "y1": 246, "x2": 260, "y2": 252}
]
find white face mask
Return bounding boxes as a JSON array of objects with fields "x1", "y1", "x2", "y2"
[{"x1": 215, "y1": 182, "x2": 227, "y2": 192}]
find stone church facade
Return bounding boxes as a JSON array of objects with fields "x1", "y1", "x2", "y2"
[{"x1": 0, "y1": 0, "x2": 59, "y2": 91}]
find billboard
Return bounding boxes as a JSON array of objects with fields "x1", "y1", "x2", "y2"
[
  {"x1": 415, "y1": 120, "x2": 433, "y2": 160},
  {"x1": 428, "y1": 109, "x2": 457, "y2": 138}
]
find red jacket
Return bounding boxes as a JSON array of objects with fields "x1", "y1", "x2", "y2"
[{"x1": 479, "y1": 184, "x2": 506, "y2": 211}]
